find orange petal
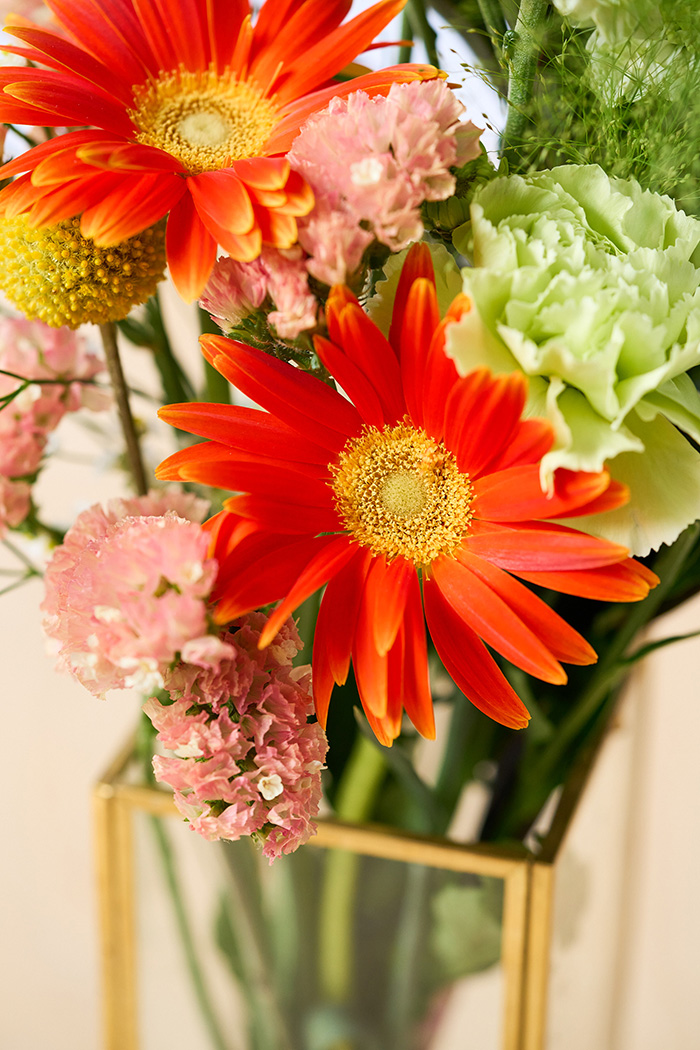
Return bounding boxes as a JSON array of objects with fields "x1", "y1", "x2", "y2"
[
  {"x1": 463, "y1": 520, "x2": 630, "y2": 571},
  {"x1": 158, "y1": 402, "x2": 330, "y2": 465},
  {"x1": 80, "y1": 172, "x2": 183, "y2": 243},
  {"x1": 6, "y1": 74, "x2": 134, "y2": 136},
  {"x1": 398, "y1": 571, "x2": 435, "y2": 739},
  {"x1": 389, "y1": 241, "x2": 435, "y2": 351},
  {"x1": 512, "y1": 558, "x2": 659, "y2": 602},
  {"x1": 188, "y1": 170, "x2": 255, "y2": 236},
  {"x1": 199, "y1": 334, "x2": 363, "y2": 449},
  {"x1": 431, "y1": 555, "x2": 568, "y2": 685},
  {"x1": 424, "y1": 579, "x2": 531, "y2": 730},
  {"x1": 266, "y1": 64, "x2": 443, "y2": 153},
  {"x1": 312, "y1": 547, "x2": 372, "y2": 727},
  {"x1": 212, "y1": 532, "x2": 324, "y2": 622},
  {"x1": 444, "y1": 370, "x2": 529, "y2": 478},
  {"x1": 363, "y1": 555, "x2": 415, "y2": 657},
  {"x1": 4, "y1": 25, "x2": 135, "y2": 105},
  {"x1": 473, "y1": 465, "x2": 614, "y2": 522},
  {"x1": 166, "y1": 191, "x2": 218, "y2": 301},
  {"x1": 206, "y1": 0, "x2": 250, "y2": 73},
  {"x1": 332, "y1": 301, "x2": 406, "y2": 423},
  {"x1": 271, "y1": 0, "x2": 415, "y2": 106},
  {"x1": 314, "y1": 335, "x2": 386, "y2": 429},
  {"x1": 455, "y1": 550, "x2": 597, "y2": 667},
  {"x1": 259, "y1": 536, "x2": 356, "y2": 646},
  {"x1": 400, "y1": 277, "x2": 440, "y2": 427}
]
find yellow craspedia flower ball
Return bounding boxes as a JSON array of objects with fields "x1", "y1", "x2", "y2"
[{"x1": 0, "y1": 216, "x2": 167, "y2": 329}]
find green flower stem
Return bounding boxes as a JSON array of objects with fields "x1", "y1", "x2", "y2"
[
  {"x1": 476, "y1": 0, "x2": 508, "y2": 55},
  {"x1": 434, "y1": 692, "x2": 497, "y2": 835},
  {"x1": 385, "y1": 863, "x2": 431, "y2": 1048},
  {"x1": 500, "y1": 0, "x2": 549, "y2": 165},
  {"x1": 429, "y1": 0, "x2": 505, "y2": 82},
  {"x1": 99, "y1": 321, "x2": 148, "y2": 496},
  {"x1": 147, "y1": 293, "x2": 196, "y2": 405},
  {"x1": 136, "y1": 719, "x2": 231, "y2": 1050},
  {"x1": 0, "y1": 573, "x2": 36, "y2": 598},
  {"x1": 318, "y1": 735, "x2": 387, "y2": 1004},
  {"x1": 219, "y1": 848, "x2": 296, "y2": 1050},
  {"x1": 399, "y1": 9, "x2": 413, "y2": 65},
  {"x1": 404, "y1": 0, "x2": 440, "y2": 69},
  {"x1": 6, "y1": 124, "x2": 38, "y2": 148},
  {"x1": 149, "y1": 818, "x2": 232, "y2": 1050},
  {"x1": 199, "y1": 307, "x2": 232, "y2": 404},
  {"x1": 2, "y1": 536, "x2": 43, "y2": 575},
  {"x1": 506, "y1": 522, "x2": 700, "y2": 832}
]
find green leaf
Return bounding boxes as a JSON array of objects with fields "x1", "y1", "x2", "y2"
[{"x1": 430, "y1": 879, "x2": 503, "y2": 979}]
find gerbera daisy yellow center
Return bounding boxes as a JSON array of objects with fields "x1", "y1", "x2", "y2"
[
  {"x1": 130, "y1": 68, "x2": 279, "y2": 174},
  {"x1": 331, "y1": 422, "x2": 473, "y2": 565}
]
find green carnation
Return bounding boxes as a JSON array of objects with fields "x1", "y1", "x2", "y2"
[{"x1": 448, "y1": 164, "x2": 700, "y2": 554}]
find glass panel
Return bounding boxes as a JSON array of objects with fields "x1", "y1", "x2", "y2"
[{"x1": 133, "y1": 812, "x2": 506, "y2": 1050}]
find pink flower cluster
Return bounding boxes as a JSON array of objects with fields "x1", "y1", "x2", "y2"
[
  {"x1": 201, "y1": 80, "x2": 482, "y2": 337},
  {"x1": 145, "y1": 613, "x2": 328, "y2": 861},
  {"x1": 200, "y1": 246, "x2": 318, "y2": 341},
  {"x1": 0, "y1": 317, "x2": 107, "y2": 534},
  {"x1": 290, "y1": 78, "x2": 483, "y2": 277},
  {"x1": 41, "y1": 490, "x2": 219, "y2": 697}
]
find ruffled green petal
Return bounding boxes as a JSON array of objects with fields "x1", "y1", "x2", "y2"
[{"x1": 560, "y1": 410, "x2": 700, "y2": 555}]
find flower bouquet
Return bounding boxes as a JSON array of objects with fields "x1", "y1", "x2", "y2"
[{"x1": 2, "y1": 0, "x2": 700, "y2": 1047}]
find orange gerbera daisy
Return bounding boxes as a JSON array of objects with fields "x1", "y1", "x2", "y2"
[
  {"x1": 156, "y1": 245, "x2": 658, "y2": 745},
  {"x1": 0, "y1": 0, "x2": 438, "y2": 298}
]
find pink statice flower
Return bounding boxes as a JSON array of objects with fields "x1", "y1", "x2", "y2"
[
  {"x1": 0, "y1": 475, "x2": 31, "y2": 531},
  {"x1": 147, "y1": 613, "x2": 328, "y2": 861},
  {"x1": 298, "y1": 199, "x2": 374, "y2": 287},
  {"x1": 0, "y1": 317, "x2": 108, "y2": 534},
  {"x1": 289, "y1": 79, "x2": 482, "y2": 259},
  {"x1": 41, "y1": 490, "x2": 219, "y2": 696},
  {"x1": 201, "y1": 246, "x2": 318, "y2": 341},
  {"x1": 199, "y1": 255, "x2": 267, "y2": 332}
]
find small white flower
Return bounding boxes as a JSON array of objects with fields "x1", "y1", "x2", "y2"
[
  {"x1": 119, "y1": 657, "x2": 164, "y2": 694},
  {"x1": 350, "y1": 156, "x2": 384, "y2": 186},
  {"x1": 180, "y1": 560, "x2": 205, "y2": 584},
  {"x1": 258, "y1": 773, "x2": 284, "y2": 801},
  {"x1": 94, "y1": 605, "x2": 124, "y2": 624},
  {"x1": 174, "y1": 735, "x2": 205, "y2": 759}
]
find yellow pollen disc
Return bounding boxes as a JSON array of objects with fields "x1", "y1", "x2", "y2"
[
  {"x1": 331, "y1": 422, "x2": 474, "y2": 565},
  {"x1": 0, "y1": 216, "x2": 167, "y2": 329},
  {"x1": 130, "y1": 67, "x2": 279, "y2": 174}
]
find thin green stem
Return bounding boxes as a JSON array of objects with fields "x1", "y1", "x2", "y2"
[
  {"x1": 385, "y1": 864, "x2": 431, "y2": 1048},
  {"x1": 0, "y1": 368, "x2": 99, "y2": 385},
  {"x1": 136, "y1": 718, "x2": 231, "y2": 1050},
  {"x1": 476, "y1": 0, "x2": 508, "y2": 57},
  {"x1": 500, "y1": 0, "x2": 549, "y2": 165},
  {"x1": 5, "y1": 124, "x2": 38, "y2": 148},
  {"x1": 318, "y1": 735, "x2": 387, "y2": 1004},
  {"x1": 99, "y1": 321, "x2": 149, "y2": 496},
  {"x1": 2, "y1": 537, "x2": 42, "y2": 575},
  {"x1": 219, "y1": 848, "x2": 296, "y2": 1050},
  {"x1": 405, "y1": 0, "x2": 440, "y2": 69},
  {"x1": 398, "y1": 10, "x2": 413, "y2": 64},
  {"x1": 434, "y1": 693, "x2": 497, "y2": 835},
  {"x1": 0, "y1": 573, "x2": 36, "y2": 598},
  {"x1": 149, "y1": 818, "x2": 231, "y2": 1050}
]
